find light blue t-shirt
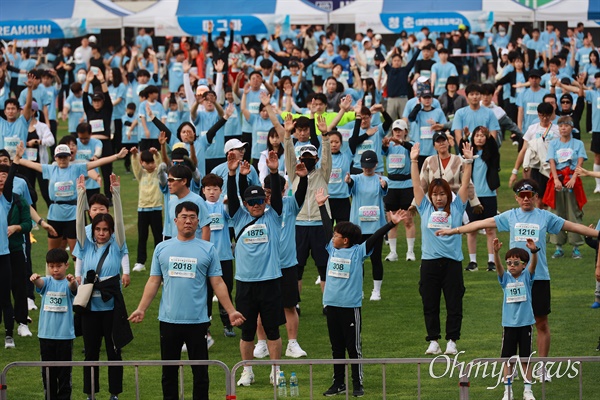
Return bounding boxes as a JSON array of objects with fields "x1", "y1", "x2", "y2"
[
  {"x1": 248, "y1": 113, "x2": 273, "y2": 161},
  {"x1": 241, "y1": 89, "x2": 265, "y2": 132},
  {"x1": 414, "y1": 108, "x2": 447, "y2": 157},
  {"x1": 451, "y1": 106, "x2": 501, "y2": 136},
  {"x1": 13, "y1": 177, "x2": 33, "y2": 205},
  {"x1": 206, "y1": 201, "x2": 233, "y2": 262},
  {"x1": 323, "y1": 241, "x2": 371, "y2": 308},
  {"x1": 223, "y1": 101, "x2": 242, "y2": 138},
  {"x1": 417, "y1": 195, "x2": 467, "y2": 261},
  {"x1": 231, "y1": 205, "x2": 282, "y2": 282},
  {"x1": 431, "y1": 62, "x2": 458, "y2": 96},
  {"x1": 500, "y1": 269, "x2": 535, "y2": 327},
  {"x1": 76, "y1": 138, "x2": 102, "y2": 190},
  {"x1": 168, "y1": 61, "x2": 184, "y2": 93},
  {"x1": 0, "y1": 115, "x2": 30, "y2": 151},
  {"x1": 194, "y1": 110, "x2": 223, "y2": 160},
  {"x1": 403, "y1": 97, "x2": 441, "y2": 142},
  {"x1": 328, "y1": 150, "x2": 352, "y2": 198},
  {"x1": 584, "y1": 89, "x2": 600, "y2": 132},
  {"x1": 494, "y1": 208, "x2": 565, "y2": 281},
  {"x1": 352, "y1": 125, "x2": 385, "y2": 173},
  {"x1": 546, "y1": 137, "x2": 587, "y2": 171},
  {"x1": 139, "y1": 100, "x2": 166, "y2": 140},
  {"x1": 122, "y1": 113, "x2": 138, "y2": 144},
  {"x1": 210, "y1": 163, "x2": 260, "y2": 201},
  {"x1": 43, "y1": 163, "x2": 87, "y2": 221},
  {"x1": 151, "y1": 238, "x2": 222, "y2": 324},
  {"x1": 349, "y1": 174, "x2": 388, "y2": 234},
  {"x1": 516, "y1": 88, "x2": 550, "y2": 132},
  {"x1": 0, "y1": 196, "x2": 12, "y2": 256},
  {"x1": 385, "y1": 143, "x2": 412, "y2": 190},
  {"x1": 472, "y1": 149, "x2": 495, "y2": 197},
  {"x1": 108, "y1": 83, "x2": 127, "y2": 121},
  {"x1": 65, "y1": 93, "x2": 85, "y2": 133},
  {"x1": 36, "y1": 277, "x2": 75, "y2": 339},
  {"x1": 280, "y1": 196, "x2": 301, "y2": 269}
]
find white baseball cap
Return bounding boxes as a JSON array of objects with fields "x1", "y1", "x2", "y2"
[
  {"x1": 54, "y1": 144, "x2": 71, "y2": 158},
  {"x1": 224, "y1": 138, "x2": 248, "y2": 153},
  {"x1": 392, "y1": 119, "x2": 408, "y2": 131}
]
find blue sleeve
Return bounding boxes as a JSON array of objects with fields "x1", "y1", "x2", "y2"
[
  {"x1": 545, "y1": 211, "x2": 565, "y2": 235},
  {"x1": 150, "y1": 244, "x2": 162, "y2": 276},
  {"x1": 41, "y1": 164, "x2": 52, "y2": 180},
  {"x1": 198, "y1": 199, "x2": 212, "y2": 228},
  {"x1": 451, "y1": 109, "x2": 463, "y2": 131},
  {"x1": 516, "y1": 92, "x2": 524, "y2": 108},
  {"x1": 576, "y1": 140, "x2": 588, "y2": 160},
  {"x1": 207, "y1": 245, "x2": 223, "y2": 277},
  {"x1": 488, "y1": 110, "x2": 501, "y2": 131},
  {"x1": 494, "y1": 212, "x2": 510, "y2": 233},
  {"x1": 546, "y1": 140, "x2": 556, "y2": 162}
]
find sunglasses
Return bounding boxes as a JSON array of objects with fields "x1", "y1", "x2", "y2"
[
  {"x1": 561, "y1": 100, "x2": 572, "y2": 104},
  {"x1": 167, "y1": 177, "x2": 183, "y2": 183},
  {"x1": 506, "y1": 260, "x2": 523, "y2": 267},
  {"x1": 517, "y1": 191, "x2": 535, "y2": 199},
  {"x1": 247, "y1": 198, "x2": 265, "y2": 206}
]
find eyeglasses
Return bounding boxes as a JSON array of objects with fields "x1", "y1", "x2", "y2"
[
  {"x1": 506, "y1": 260, "x2": 523, "y2": 267},
  {"x1": 177, "y1": 215, "x2": 198, "y2": 221},
  {"x1": 517, "y1": 191, "x2": 535, "y2": 199},
  {"x1": 167, "y1": 177, "x2": 183, "y2": 183},
  {"x1": 246, "y1": 198, "x2": 265, "y2": 206}
]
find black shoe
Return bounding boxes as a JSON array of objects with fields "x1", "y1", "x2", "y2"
[
  {"x1": 487, "y1": 262, "x2": 496, "y2": 272},
  {"x1": 465, "y1": 262, "x2": 478, "y2": 272},
  {"x1": 352, "y1": 384, "x2": 364, "y2": 397},
  {"x1": 323, "y1": 383, "x2": 346, "y2": 396},
  {"x1": 596, "y1": 337, "x2": 600, "y2": 351}
]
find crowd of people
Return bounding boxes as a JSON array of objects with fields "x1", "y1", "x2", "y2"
[{"x1": 1, "y1": 20, "x2": 600, "y2": 400}]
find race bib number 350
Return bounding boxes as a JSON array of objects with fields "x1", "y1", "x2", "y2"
[{"x1": 168, "y1": 256, "x2": 197, "y2": 279}]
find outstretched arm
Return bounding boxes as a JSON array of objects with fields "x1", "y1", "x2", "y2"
[{"x1": 315, "y1": 188, "x2": 333, "y2": 242}]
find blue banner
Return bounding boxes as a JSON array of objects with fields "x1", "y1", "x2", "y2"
[
  {"x1": 380, "y1": 12, "x2": 492, "y2": 33},
  {"x1": 302, "y1": 0, "x2": 356, "y2": 12},
  {"x1": 0, "y1": 19, "x2": 88, "y2": 39},
  {"x1": 177, "y1": 15, "x2": 288, "y2": 36}
]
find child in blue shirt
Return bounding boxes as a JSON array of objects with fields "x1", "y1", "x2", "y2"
[
  {"x1": 31, "y1": 248, "x2": 78, "y2": 400},
  {"x1": 493, "y1": 238, "x2": 538, "y2": 400},
  {"x1": 316, "y1": 187, "x2": 405, "y2": 398}
]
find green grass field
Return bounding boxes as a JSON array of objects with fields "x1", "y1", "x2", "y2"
[{"x1": 2, "y1": 122, "x2": 600, "y2": 399}]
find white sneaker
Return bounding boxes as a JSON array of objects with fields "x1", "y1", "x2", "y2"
[
  {"x1": 132, "y1": 263, "x2": 145, "y2": 272},
  {"x1": 594, "y1": 187, "x2": 600, "y2": 194},
  {"x1": 206, "y1": 335, "x2": 215, "y2": 349},
  {"x1": 444, "y1": 340, "x2": 457, "y2": 355},
  {"x1": 523, "y1": 389, "x2": 536, "y2": 400},
  {"x1": 270, "y1": 369, "x2": 284, "y2": 385},
  {"x1": 285, "y1": 341, "x2": 307, "y2": 358},
  {"x1": 425, "y1": 340, "x2": 442, "y2": 355},
  {"x1": 253, "y1": 341, "x2": 269, "y2": 358},
  {"x1": 384, "y1": 252, "x2": 398, "y2": 262},
  {"x1": 5, "y1": 336, "x2": 15, "y2": 349},
  {"x1": 212, "y1": 295, "x2": 218, "y2": 302},
  {"x1": 181, "y1": 343, "x2": 187, "y2": 352},
  {"x1": 27, "y1": 298, "x2": 37, "y2": 311},
  {"x1": 237, "y1": 370, "x2": 255, "y2": 386},
  {"x1": 406, "y1": 251, "x2": 416, "y2": 261},
  {"x1": 315, "y1": 275, "x2": 321, "y2": 285},
  {"x1": 17, "y1": 323, "x2": 32, "y2": 337},
  {"x1": 501, "y1": 388, "x2": 514, "y2": 400},
  {"x1": 369, "y1": 290, "x2": 381, "y2": 301},
  {"x1": 534, "y1": 368, "x2": 552, "y2": 382}
]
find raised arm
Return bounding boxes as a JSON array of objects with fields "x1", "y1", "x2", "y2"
[
  {"x1": 315, "y1": 188, "x2": 333, "y2": 241},
  {"x1": 410, "y1": 143, "x2": 425, "y2": 205},
  {"x1": 457, "y1": 141, "x2": 473, "y2": 202},
  {"x1": 76, "y1": 175, "x2": 88, "y2": 248},
  {"x1": 110, "y1": 174, "x2": 126, "y2": 248},
  {"x1": 266, "y1": 151, "x2": 282, "y2": 215},
  {"x1": 262, "y1": 92, "x2": 285, "y2": 139},
  {"x1": 13, "y1": 142, "x2": 42, "y2": 173},
  {"x1": 226, "y1": 152, "x2": 241, "y2": 217},
  {"x1": 88, "y1": 147, "x2": 127, "y2": 170}
]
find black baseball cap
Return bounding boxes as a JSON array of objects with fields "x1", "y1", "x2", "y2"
[
  {"x1": 432, "y1": 132, "x2": 448, "y2": 142},
  {"x1": 360, "y1": 150, "x2": 377, "y2": 168},
  {"x1": 244, "y1": 186, "x2": 266, "y2": 201}
]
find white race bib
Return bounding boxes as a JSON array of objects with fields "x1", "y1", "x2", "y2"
[
  {"x1": 89, "y1": 119, "x2": 105, "y2": 133},
  {"x1": 514, "y1": 223, "x2": 540, "y2": 242},
  {"x1": 526, "y1": 102, "x2": 538, "y2": 115},
  {"x1": 209, "y1": 213, "x2": 224, "y2": 231},
  {"x1": 257, "y1": 131, "x2": 268, "y2": 145},
  {"x1": 76, "y1": 149, "x2": 92, "y2": 161},
  {"x1": 357, "y1": 140, "x2": 374, "y2": 155},
  {"x1": 420, "y1": 126, "x2": 433, "y2": 139},
  {"x1": 338, "y1": 129, "x2": 351, "y2": 142},
  {"x1": 242, "y1": 223, "x2": 268, "y2": 244},
  {"x1": 167, "y1": 112, "x2": 179, "y2": 123},
  {"x1": 3, "y1": 137, "x2": 20, "y2": 159},
  {"x1": 358, "y1": 206, "x2": 380, "y2": 222},
  {"x1": 168, "y1": 256, "x2": 197, "y2": 279},
  {"x1": 43, "y1": 291, "x2": 67, "y2": 312},
  {"x1": 54, "y1": 181, "x2": 74, "y2": 198},
  {"x1": 505, "y1": 281, "x2": 527, "y2": 303},
  {"x1": 248, "y1": 102, "x2": 260, "y2": 114},
  {"x1": 556, "y1": 148, "x2": 573, "y2": 164},
  {"x1": 24, "y1": 148, "x2": 38, "y2": 161},
  {"x1": 71, "y1": 100, "x2": 84, "y2": 113},
  {"x1": 328, "y1": 257, "x2": 351, "y2": 279},
  {"x1": 329, "y1": 168, "x2": 342, "y2": 184},
  {"x1": 388, "y1": 154, "x2": 406, "y2": 169},
  {"x1": 427, "y1": 211, "x2": 451, "y2": 229}
]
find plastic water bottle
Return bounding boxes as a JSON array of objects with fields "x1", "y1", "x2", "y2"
[
  {"x1": 289, "y1": 372, "x2": 299, "y2": 397},
  {"x1": 277, "y1": 371, "x2": 287, "y2": 398}
]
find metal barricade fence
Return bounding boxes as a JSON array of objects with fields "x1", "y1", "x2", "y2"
[
  {"x1": 230, "y1": 358, "x2": 451, "y2": 400},
  {"x1": 0, "y1": 360, "x2": 230, "y2": 400},
  {"x1": 457, "y1": 356, "x2": 600, "y2": 400}
]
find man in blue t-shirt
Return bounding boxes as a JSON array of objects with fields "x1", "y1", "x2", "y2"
[
  {"x1": 129, "y1": 201, "x2": 244, "y2": 400},
  {"x1": 437, "y1": 179, "x2": 598, "y2": 381}
]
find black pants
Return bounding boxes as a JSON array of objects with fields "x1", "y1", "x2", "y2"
[
  {"x1": 40, "y1": 338, "x2": 73, "y2": 400},
  {"x1": 58, "y1": 84, "x2": 70, "y2": 112},
  {"x1": 205, "y1": 158, "x2": 225, "y2": 175},
  {"x1": 419, "y1": 258, "x2": 465, "y2": 342},
  {"x1": 160, "y1": 321, "x2": 209, "y2": 400},
  {"x1": 326, "y1": 306, "x2": 363, "y2": 386},
  {"x1": 137, "y1": 210, "x2": 163, "y2": 264},
  {"x1": 361, "y1": 233, "x2": 384, "y2": 281},
  {"x1": 81, "y1": 311, "x2": 122, "y2": 395},
  {"x1": 49, "y1": 119, "x2": 58, "y2": 155},
  {"x1": 20, "y1": 165, "x2": 51, "y2": 208},
  {"x1": 329, "y1": 198, "x2": 350, "y2": 223},
  {"x1": 122, "y1": 143, "x2": 136, "y2": 172},
  {"x1": 99, "y1": 139, "x2": 114, "y2": 200},
  {"x1": 139, "y1": 139, "x2": 160, "y2": 151},
  {"x1": 10, "y1": 250, "x2": 27, "y2": 325},
  {"x1": 112, "y1": 119, "x2": 122, "y2": 153},
  {"x1": 0, "y1": 254, "x2": 14, "y2": 337}
]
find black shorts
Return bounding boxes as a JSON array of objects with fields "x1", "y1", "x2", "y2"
[
  {"x1": 235, "y1": 279, "x2": 286, "y2": 339},
  {"x1": 466, "y1": 196, "x2": 498, "y2": 222},
  {"x1": 281, "y1": 266, "x2": 299, "y2": 308},
  {"x1": 591, "y1": 132, "x2": 600, "y2": 154},
  {"x1": 47, "y1": 219, "x2": 76, "y2": 239},
  {"x1": 531, "y1": 280, "x2": 551, "y2": 317},
  {"x1": 501, "y1": 325, "x2": 533, "y2": 358},
  {"x1": 384, "y1": 188, "x2": 414, "y2": 212},
  {"x1": 313, "y1": 75, "x2": 324, "y2": 87},
  {"x1": 295, "y1": 225, "x2": 329, "y2": 267},
  {"x1": 329, "y1": 198, "x2": 351, "y2": 222},
  {"x1": 530, "y1": 168, "x2": 549, "y2": 195}
]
